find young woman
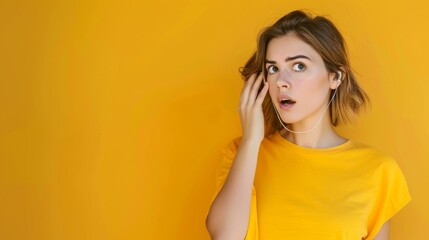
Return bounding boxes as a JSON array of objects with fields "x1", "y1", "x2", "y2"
[{"x1": 205, "y1": 10, "x2": 411, "y2": 240}]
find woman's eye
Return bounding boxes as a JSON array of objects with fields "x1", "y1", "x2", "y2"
[
  {"x1": 267, "y1": 65, "x2": 278, "y2": 74},
  {"x1": 292, "y1": 63, "x2": 306, "y2": 72}
]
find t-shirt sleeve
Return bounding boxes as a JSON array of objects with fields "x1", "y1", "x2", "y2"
[
  {"x1": 214, "y1": 137, "x2": 241, "y2": 195},
  {"x1": 207, "y1": 137, "x2": 259, "y2": 240},
  {"x1": 365, "y1": 157, "x2": 412, "y2": 239}
]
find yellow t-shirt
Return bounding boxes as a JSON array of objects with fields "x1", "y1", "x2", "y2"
[{"x1": 208, "y1": 130, "x2": 411, "y2": 240}]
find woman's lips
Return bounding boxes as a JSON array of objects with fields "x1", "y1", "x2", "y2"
[
  {"x1": 277, "y1": 94, "x2": 296, "y2": 110},
  {"x1": 279, "y1": 101, "x2": 295, "y2": 110}
]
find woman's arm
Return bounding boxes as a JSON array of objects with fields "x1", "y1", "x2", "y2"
[
  {"x1": 373, "y1": 220, "x2": 391, "y2": 240},
  {"x1": 206, "y1": 72, "x2": 267, "y2": 239},
  {"x1": 205, "y1": 139, "x2": 261, "y2": 240}
]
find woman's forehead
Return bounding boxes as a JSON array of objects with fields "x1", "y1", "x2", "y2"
[{"x1": 266, "y1": 34, "x2": 321, "y2": 62}]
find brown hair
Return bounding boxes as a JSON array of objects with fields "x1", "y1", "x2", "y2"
[{"x1": 239, "y1": 10, "x2": 370, "y2": 137}]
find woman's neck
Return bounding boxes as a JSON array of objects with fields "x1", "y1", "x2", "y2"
[{"x1": 279, "y1": 117, "x2": 347, "y2": 149}]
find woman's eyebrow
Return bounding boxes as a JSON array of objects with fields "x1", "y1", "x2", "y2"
[{"x1": 265, "y1": 55, "x2": 311, "y2": 64}]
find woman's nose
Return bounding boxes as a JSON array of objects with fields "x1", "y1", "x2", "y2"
[{"x1": 276, "y1": 71, "x2": 291, "y2": 89}]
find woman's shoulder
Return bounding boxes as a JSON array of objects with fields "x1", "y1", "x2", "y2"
[
  {"x1": 223, "y1": 134, "x2": 274, "y2": 154},
  {"x1": 348, "y1": 140, "x2": 400, "y2": 166}
]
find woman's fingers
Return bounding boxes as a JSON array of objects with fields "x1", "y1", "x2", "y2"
[
  {"x1": 247, "y1": 73, "x2": 264, "y2": 108},
  {"x1": 240, "y1": 73, "x2": 257, "y2": 109},
  {"x1": 255, "y1": 81, "x2": 269, "y2": 106},
  {"x1": 238, "y1": 71, "x2": 267, "y2": 143}
]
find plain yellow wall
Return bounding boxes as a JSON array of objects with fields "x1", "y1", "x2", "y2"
[{"x1": 0, "y1": 0, "x2": 428, "y2": 239}]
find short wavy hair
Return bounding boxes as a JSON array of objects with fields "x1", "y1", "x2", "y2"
[{"x1": 239, "y1": 10, "x2": 370, "y2": 136}]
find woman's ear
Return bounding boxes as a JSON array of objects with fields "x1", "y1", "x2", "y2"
[{"x1": 329, "y1": 67, "x2": 346, "y2": 90}]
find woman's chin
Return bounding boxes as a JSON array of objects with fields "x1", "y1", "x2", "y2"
[{"x1": 278, "y1": 115, "x2": 302, "y2": 125}]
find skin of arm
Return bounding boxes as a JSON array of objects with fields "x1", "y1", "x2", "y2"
[
  {"x1": 373, "y1": 220, "x2": 391, "y2": 240},
  {"x1": 205, "y1": 139, "x2": 261, "y2": 240}
]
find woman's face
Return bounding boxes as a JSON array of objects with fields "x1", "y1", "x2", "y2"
[{"x1": 265, "y1": 32, "x2": 338, "y2": 126}]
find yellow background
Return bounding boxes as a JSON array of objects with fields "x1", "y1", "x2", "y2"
[{"x1": 0, "y1": 0, "x2": 427, "y2": 239}]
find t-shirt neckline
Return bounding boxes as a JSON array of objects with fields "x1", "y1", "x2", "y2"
[{"x1": 272, "y1": 130, "x2": 354, "y2": 154}]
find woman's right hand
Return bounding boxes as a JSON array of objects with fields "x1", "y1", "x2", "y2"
[{"x1": 239, "y1": 72, "x2": 269, "y2": 144}]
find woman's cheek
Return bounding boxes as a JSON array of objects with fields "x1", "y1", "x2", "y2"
[{"x1": 269, "y1": 84, "x2": 278, "y2": 97}]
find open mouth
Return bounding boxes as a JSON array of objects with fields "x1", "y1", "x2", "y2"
[
  {"x1": 278, "y1": 97, "x2": 296, "y2": 110},
  {"x1": 280, "y1": 99, "x2": 296, "y2": 105}
]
